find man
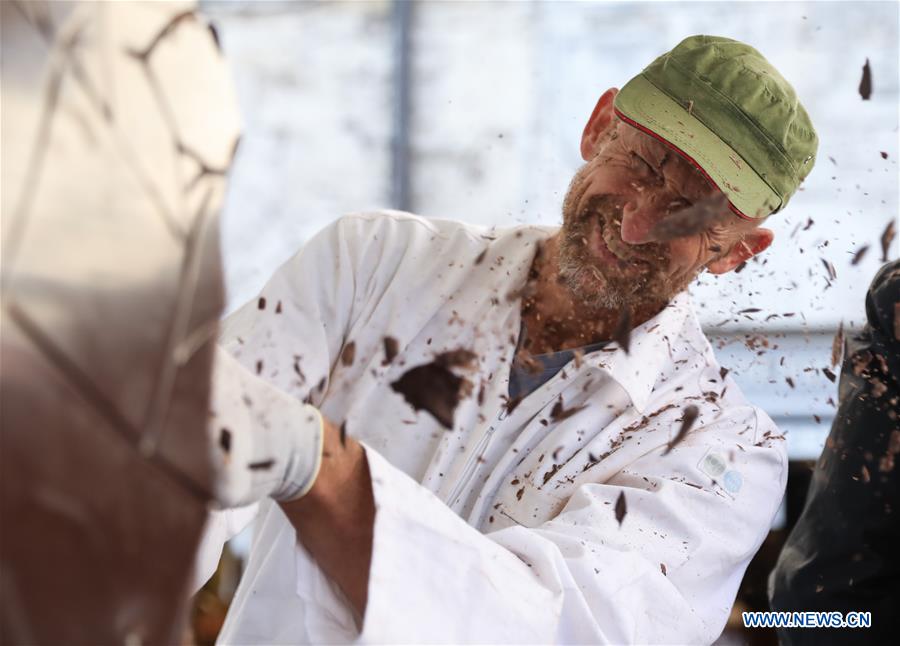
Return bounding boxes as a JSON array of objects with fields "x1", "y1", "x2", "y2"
[
  {"x1": 769, "y1": 260, "x2": 899, "y2": 643},
  {"x1": 198, "y1": 35, "x2": 818, "y2": 643}
]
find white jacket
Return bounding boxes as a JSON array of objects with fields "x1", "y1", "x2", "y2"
[{"x1": 196, "y1": 211, "x2": 787, "y2": 644}]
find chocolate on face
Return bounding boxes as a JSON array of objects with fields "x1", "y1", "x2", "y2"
[{"x1": 557, "y1": 121, "x2": 735, "y2": 312}]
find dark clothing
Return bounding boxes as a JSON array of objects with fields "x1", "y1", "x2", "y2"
[
  {"x1": 769, "y1": 261, "x2": 900, "y2": 644},
  {"x1": 508, "y1": 339, "x2": 608, "y2": 400}
]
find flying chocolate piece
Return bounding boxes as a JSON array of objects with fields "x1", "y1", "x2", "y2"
[
  {"x1": 649, "y1": 193, "x2": 731, "y2": 242},
  {"x1": 662, "y1": 405, "x2": 700, "y2": 455},
  {"x1": 614, "y1": 491, "x2": 627, "y2": 526},
  {"x1": 858, "y1": 58, "x2": 872, "y2": 100}
]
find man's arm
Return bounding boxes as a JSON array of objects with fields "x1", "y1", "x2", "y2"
[
  {"x1": 268, "y1": 401, "x2": 787, "y2": 644},
  {"x1": 279, "y1": 418, "x2": 375, "y2": 621}
]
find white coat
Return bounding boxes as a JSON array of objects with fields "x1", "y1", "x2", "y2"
[{"x1": 195, "y1": 211, "x2": 787, "y2": 644}]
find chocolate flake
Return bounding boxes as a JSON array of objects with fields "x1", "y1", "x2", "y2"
[
  {"x1": 219, "y1": 427, "x2": 232, "y2": 453},
  {"x1": 662, "y1": 405, "x2": 700, "y2": 455},
  {"x1": 383, "y1": 336, "x2": 399, "y2": 365},
  {"x1": 880, "y1": 219, "x2": 895, "y2": 262},
  {"x1": 255, "y1": 359, "x2": 263, "y2": 375},
  {"x1": 858, "y1": 58, "x2": 872, "y2": 100},
  {"x1": 613, "y1": 308, "x2": 632, "y2": 354},
  {"x1": 851, "y1": 245, "x2": 870, "y2": 266},
  {"x1": 614, "y1": 491, "x2": 627, "y2": 526},
  {"x1": 293, "y1": 356, "x2": 306, "y2": 382},
  {"x1": 275, "y1": 300, "x2": 283, "y2": 314},
  {"x1": 340, "y1": 421, "x2": 347, "y2": 448},
  {"x1": 248, "y1": 459, "x2": 275, "y2": 471},
  {"x1": 785, "y1": 376, "x2": 795, "y2": 389},
  {"x1": 474, "y1": 248, "x2": 488, "y2": 265},
  {"x1": 435, "y1": 348, "x2": 478, "y2": 369},
  {"x1": 340, "y1": 341, "x2": 356, "y2": 366},
  {"x1": 649, "y1": 193, "x2": 731, "y2": 241},
  {"x1": 823, "y1": 367, "x2": 837, "y2": 383},
  {"x1": 258, "y1": 297, "x2": 266, "y2": 310},
  {"x1": 550, "y1": 396, "x2": 587, "y2": 422},
  {"x1": 660, "y1": 563, "x2": 667, "y2": 576},
  {"x1": 734, "y1": 261, "x2": 747, "y2": 274},
  {"x1": 719, "y1": 366, "x2": 730, "y2": 380},
  {"x1": 390, "y1": 349, "x2": 476, "y2": 429},
  {"x1": 831, "y1": 321, "x2": 844, "y2": 368},
  {"x1": 503, "y1": 394, "x2": 524, "y2": 415},
  {"x1": 821, "y1": 258, "x2": 837, "y2": 281}
]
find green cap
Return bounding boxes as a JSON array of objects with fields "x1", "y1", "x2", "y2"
[{"x1": 614, "y1": 35, "x2": 818, "y2": 219}]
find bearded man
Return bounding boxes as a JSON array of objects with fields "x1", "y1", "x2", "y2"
[{"x1": 198, "y1": 35, "x2": 818, "y2": 644}]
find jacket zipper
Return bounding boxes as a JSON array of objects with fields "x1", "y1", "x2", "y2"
[{"x1": 445, "y1": 406, "x2": 508, "y2": 507}]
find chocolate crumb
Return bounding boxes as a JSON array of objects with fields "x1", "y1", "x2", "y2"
[
  {"x1": 662, "y1": 405, "x2": 700, "y2": 455},
  {"x1": 613, "y1": 308, "x2": 632, "y2": 354},
  {"x1": 248, "y1": 459, "x2": 275, "y2": 471},
  {"x1": 649, "y1": 193, "x2": 731, "y2": 241},
  {"x1": 858, "y1": 57, "x2": 872, "y2": 100},
  {"x1": 851, "y1": 245, "x2": 870, "y2": 265},
  {"x1": 340, "y1": 341, "x2": 356, "y2": 366},
  {"x1": 831, "y1": 321, "x2": 844, "y2": 368},
  {"x1": 614, "y1": 491, "x2": 627, "y2": 526},
  {"x1": 383, "y1": 336, "x2": 399, "y2": 365},
  {"x1": 880, "y1": 219, "x2": 895, "y2": 262},
  {"x1": 550, "y1": 395, "x2": 587, "y2": 422},
  {"x1": 219, "y1": 428, "x2": 232, "y2": 453}
]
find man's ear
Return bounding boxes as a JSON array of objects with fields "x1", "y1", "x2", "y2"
[
  {"x1": 581, "y1": 88, "x2": 619, "y2": 161},
  {"x1": 706, "y1": 227, "x2": 774, "y2": 274}
]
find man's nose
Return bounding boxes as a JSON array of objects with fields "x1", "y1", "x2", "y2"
[{"x1": 620, "y1": 200, "x2": 663, "y2": 244}]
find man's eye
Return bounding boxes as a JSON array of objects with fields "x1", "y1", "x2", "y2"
[
  {"x1": 629, "y1": 152, "x2": 657, "y2": 175},
  {"x1": 631, "y1": 152, "x2": 662, "y2": 180},
  {"x1": 629, "y1": 152, "x2": 664, "y2": 186}
]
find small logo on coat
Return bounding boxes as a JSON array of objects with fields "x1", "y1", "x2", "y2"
[{"x1": 698, "y1": 449, "x2": 742, "y2": 498}]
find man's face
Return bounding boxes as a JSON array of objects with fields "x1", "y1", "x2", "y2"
[{"x1": 559, "y1": 118, "x2": 748, "y2": 312}]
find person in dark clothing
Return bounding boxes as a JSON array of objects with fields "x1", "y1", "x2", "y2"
[{"x1": 769, "y1": 259, "x2": 899, "y2": 643}]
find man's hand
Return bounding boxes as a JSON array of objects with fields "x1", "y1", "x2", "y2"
[
  {"x1": 208, "y1": 348, "x2": 375, "y2": 622},
  {"x1": 208, "y1": 347, "x2": 325, "y2": 507},
  {"x1": 279, "y1": 418, "x2": 376, "y2": 625}
]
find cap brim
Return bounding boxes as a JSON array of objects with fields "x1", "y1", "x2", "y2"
[{"x1": 614, "y1": 74, "x2": 781, "y2": 220}]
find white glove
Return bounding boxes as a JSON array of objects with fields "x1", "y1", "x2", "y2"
[{"x1": 207, "y1": 346, "x2": 325, "y2": 508}]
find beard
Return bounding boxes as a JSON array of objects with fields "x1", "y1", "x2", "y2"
[{"x1": 557, "y1": 163, "x2": 698, "y2": 314}]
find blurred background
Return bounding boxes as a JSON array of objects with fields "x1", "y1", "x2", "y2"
[{"x1": 191, "y1": 1, "x2": 898, "y2": 644}]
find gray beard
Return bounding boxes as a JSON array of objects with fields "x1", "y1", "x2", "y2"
[{"x1": 557, "y1": 169, "x2": 697, "y2": 314}]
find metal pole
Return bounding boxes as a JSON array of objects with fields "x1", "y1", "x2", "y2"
[{"x1": 390, "y1": 0, "x2": 412, "y2": 211}]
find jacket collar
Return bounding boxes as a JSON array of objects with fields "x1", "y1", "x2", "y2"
[
  {"x1": 584, "y1": 291, "x2": 699, "y2": 414},
  {"x1": 501, "y1": 224, "x2": 705, "y2": 415}
]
